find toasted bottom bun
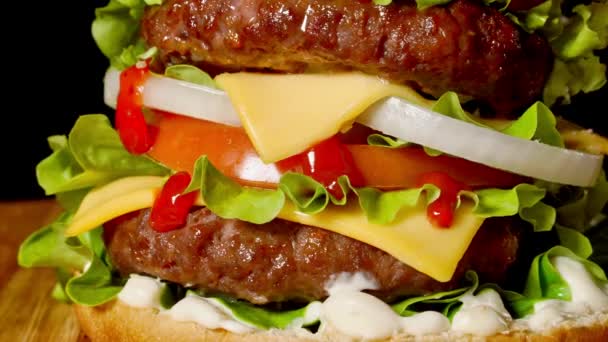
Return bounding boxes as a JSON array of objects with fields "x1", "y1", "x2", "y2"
[{"x1": 75, "y1": 300, "x2": 608, "y2": 341}]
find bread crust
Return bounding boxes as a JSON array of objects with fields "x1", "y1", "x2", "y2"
[{"x1": 75, "y1": 300, "x2": 608, "y2": 341}]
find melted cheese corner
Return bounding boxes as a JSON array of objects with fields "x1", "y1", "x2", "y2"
[
  {"x1": 66, "y1": 176, "x2": 484, "y2": 282},
  {"x1": 215, "y1": 72, "x2": 432, "y2": 163}
]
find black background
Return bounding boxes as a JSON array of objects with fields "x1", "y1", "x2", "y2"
[
  {"x1": 4, "y1": 1, "x2": 109, "y2": 200},
  {"x1": 2, "y1": 1, "x2": 607, "y2": 200}
]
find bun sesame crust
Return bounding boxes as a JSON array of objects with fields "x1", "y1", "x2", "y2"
[{"x1": 75, "y1": 300, "x2": 608, "y2": 342}]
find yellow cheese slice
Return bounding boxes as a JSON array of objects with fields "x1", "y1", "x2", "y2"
[
  {"x1": 279, "y1": 200, "x2": 483, "y2": 282},
  {"x1": 66, "y1": 176, "x2": 484, "y2": 282},
  {"x1": 215, "y1": 72, "x2": 433, "y2": 163},
  {"x1": 67, "y1": 176, "x2": 167, "y2": 236}
]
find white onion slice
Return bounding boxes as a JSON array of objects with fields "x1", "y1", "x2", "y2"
[
  {"x1": 103, "y1": 69, "x2": 604, "y2": 187},
  {"x1": 104, "y1": 69, "x2": 241, "y2": 127},
  {"x1": 357, "y1": 98, "x2": 603, "y2": 187}
]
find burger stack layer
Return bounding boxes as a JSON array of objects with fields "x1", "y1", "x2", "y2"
[{"x1": 18, "y1": 0, "x2": 608, "y2": 340}]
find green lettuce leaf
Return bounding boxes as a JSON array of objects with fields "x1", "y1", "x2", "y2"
[
  {"x1": 36, "y1": 114, "x2": 170, "y2": 195},
  {"x1": 17, "y1": 213, "x2": 90, "y2": 271},
  {"x1": 279, "y1": 174, "x2": 352, "y2": 214},
  {"x1": 471, "y1": 184, "x2": 556, "y2": 232},
  {"x1": 164, "y1": 65, "x2": 218, "y2": 88},
  {"x1": 209, "y1": 295, "x2": 321, "y2": 329},
  {"x1": 92, "y1": 0, "x2": 162, "y2": 69},
  {"x1": 555, "y1": 171, "x2": 608, "y2": 232},
  {"x1": 355, "y1": 184, "x2": 440, "y2": 224},
  {"x1": 515, "y1": 0, "x2": 608, "y2": 106},
  {"x1": 51, "y1": 268, "x2": 72, "y2": 303},
  {"x1": 552, "y1": 3, "x2": 608, "y2": 59},
  {"x1": 366, "y1": 134, "x2": 408, "y2": 148},
  {"x1": 373, "y1": 0, "x2": 393, "y2": 5},
  {"x1": 186, "y1": 156, "x2": 285, "y2": 224},
  {"x1": 556, "y1": 226, "x2": 593, "y2": 259},
  {"x1": 500, "y1": 102, "x2": 563, "y2": 147},
  {"x1": 18, "y1": 212, "x2": 121, "y2": 306},
  {"x1": 65, "y1": 256, "x2": 123, "y2": 306},
  {"x1": 186, "y1": 156, "x2": 555, "y2": 231},
  {"x1": 431, "y1": 92, "x2": 481, "y2": 126},
  {"x1": 415, "y1": 0, "x2": 452, "y2": 9},
  {"x1": 510, "y1": 245, "x2": 608, "y2": 317},
  {"x1": 543, "y1": 56, "x2": 607, "y2": 106},
  {"x1": 56, "y1": 189, "x2": 91, "y2": 212},
  {"x1": 392, "y1": 271, "x2": 478, "y2": 316},
  {"x1": 509, "y1": 0, "x2": 563, "y2": 36}
]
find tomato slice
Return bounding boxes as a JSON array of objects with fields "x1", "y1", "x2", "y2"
[
  {"x1": 348, "y1": 145, "x2": 527, "y2": 189},
  {"x1": 147, "y1": 113, "x2": 527, "y2": 189},
  {"x1": 148, "y1": 112, "x2": 281, "y2": 188}
]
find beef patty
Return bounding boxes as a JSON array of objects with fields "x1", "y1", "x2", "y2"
[
  {"x1": 105, "y1": 207, "x2": 522, "y2": 304},
  {"x1": 141, "y1": 0, "x2": 553, "y2": 115}
]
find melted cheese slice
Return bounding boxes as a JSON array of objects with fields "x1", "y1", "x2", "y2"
[
  {"x1": 215, "y1": 72, "x2": 432, "y2": 163},
  {"x1": 66, "y1": 176, "x2": 484, "y2": 282}
]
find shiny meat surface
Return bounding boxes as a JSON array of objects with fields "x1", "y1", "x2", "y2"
[
  {"x1": 141, "y1": 0, "x2": 553, "y2": 115},
  {"x1": 105, "y1": 207, "x2": 522, "y2": 304}
]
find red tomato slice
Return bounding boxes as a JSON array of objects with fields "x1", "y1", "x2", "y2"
[
  {"x1": 147, "y1": 113, "x2": 527, "y2": 189},
  {"x1": 148, "y1": 112, "x2": 281, "y2": 188}
]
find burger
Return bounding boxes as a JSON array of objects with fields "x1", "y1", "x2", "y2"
[{"x1": 18, "y1": 0, "x2": 608, "y2": 340}]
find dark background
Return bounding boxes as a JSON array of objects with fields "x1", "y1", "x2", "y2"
[
  {"x1": 2, "y1": 1, "x2": 607, "y2": 200},
  {"x1": 4, "y1": 1, "x2": 109, "y2": 200}
]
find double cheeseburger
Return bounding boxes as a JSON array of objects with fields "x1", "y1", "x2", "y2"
[{"x1": 19, "y1": 0, "x2": 608, "y2": 340}]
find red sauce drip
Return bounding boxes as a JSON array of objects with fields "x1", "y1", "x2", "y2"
[
  {"x1": 116, "y1": 61, "x2": 156, "y2": 154},
  {"x1": 277, "y1": 136, "x2": 365, "y2": 199},
  {"x1": 417, "y1": 172, "x2": 471, "y2": 228},
  {"x1": 150, "y1": 171, "x2": 198, "y2": 232}
]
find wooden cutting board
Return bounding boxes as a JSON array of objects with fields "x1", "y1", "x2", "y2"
[{"x1": 0, "y1": 200, "x2": 88, "y2": 341}]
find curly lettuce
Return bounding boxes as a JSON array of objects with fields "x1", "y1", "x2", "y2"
[
  {"x1": 370, "y1": 0, "x2": 608, "y2": 107},
  {"x1": 92, "y1": 0, "x2": 163, "y2": 70},
  {"x1": 184, "y1": 155, "x2": 556, "y2": 231},
  {"x1": 36, "y1": 115, "x2": 170, "y2": 201},
  {"x1": 513, "y1": 0, "x2": 608, "y2": 106},
  {"x1": 18, "y1": 214, "x2": 122, "y2": 306}
]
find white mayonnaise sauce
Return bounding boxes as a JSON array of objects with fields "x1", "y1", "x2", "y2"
[
  {"x1": 320, "y1": 272, "x2": 449, "y2": 339},
  {"x1": 553, "y1": 256, "x2": 608, "y2": 311},
  {"x1": 325, "y1": 272, "x2": 379, "y2": 295},
  {"x1": 451, "y1": 289, "x2": 512, "y2": 336},
  {"x1": 322, "y1": 290, "x2": 403, "y2": 340},
  {"x1": 118, "y1": 274, "x2": 165, "y2": 309},
  {"x1": 117, "y1": 258, "x2": 608, "y2": 339},
  {"x1": 164, "y1": 294, "x2": 255, "y2": 334},
  {"x1": 401, "y1": 311, "x2": 450, "y2": 336},
  {"x1": 518, "y1": 256, "x2": 608, "y2": 332}
]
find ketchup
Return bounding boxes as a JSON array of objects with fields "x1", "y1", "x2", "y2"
[
  {"x1": 277, "y1": 136, "x2": 365, "y2": 199},
  {"x1": 116, "y1": 61, "x2": 157, "y2": 154},
  {"x1": 417, "y1": 172, "x2": 471, "y2": 228},
  {"x1": 150, "y1": 172, "x2": 198, "y2": 232}
]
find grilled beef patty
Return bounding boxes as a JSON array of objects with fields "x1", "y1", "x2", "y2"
[
  {"x1": 105, "y1": 207, "x2": 522, "y2": 304},
  {"x1": 141, "y1": 0, "x2": 552, "y2": 114}
]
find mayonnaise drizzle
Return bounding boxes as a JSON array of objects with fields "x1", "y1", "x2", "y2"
[
  {"x1": 118, "y1": 274, "x2": 165, "y2": 309},
  {"x1": 116, "y1": 258, "x2": 608, "y2": 339},
  {"x1": 553, "y1": 256, "x2": 608, "y2": 311},
  {"x1": 320, "y1": 272, "x2": 449, "y2": 340},
  {"x1": 451, "y1": 289, "x2": 512, "y2": 336},
  {"x1": 518, "y1": 256, "x2": 608, "y2": 332},
  {"x1": 164, "y1": 294, "x2": 255, "y2": 334}
]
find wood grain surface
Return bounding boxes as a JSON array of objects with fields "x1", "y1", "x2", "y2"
[{"x1": 0, "y1": 200, "x2": 88, "y2": 341}]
